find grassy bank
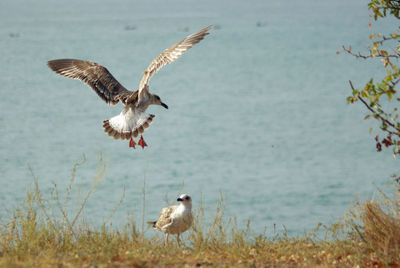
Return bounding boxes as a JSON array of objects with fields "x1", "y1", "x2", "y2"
[{"x1": 1, "y1": 160, "x2": 400, "y2": 267}]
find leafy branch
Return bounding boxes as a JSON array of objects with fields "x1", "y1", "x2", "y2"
[
  {"x1": 348, "y1": 81, "x2": 400, "y2": 153},
  {"x1": 346, "y1": 0, "x2": 400, "y2": 155},
  {"x1": 369, "y1": 0, "x2": 400, "y2": 19}
]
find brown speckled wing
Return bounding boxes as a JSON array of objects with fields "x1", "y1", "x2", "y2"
[
  {"x1": 47, "y1": 59, "x2": 133, "y2": 105},
  {"x1": 135, "y1": 25, "x2": 212, "y2": 103},
  {"x1": 155, "y1": 205, "x2": 178, "y2": 230}
]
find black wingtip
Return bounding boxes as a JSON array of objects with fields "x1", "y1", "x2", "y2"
[{"x1": 147, "y1": 221, "x2": 157, "y2": 228}]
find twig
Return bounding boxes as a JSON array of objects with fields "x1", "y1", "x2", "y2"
[
  {"x1": 349, "y1": 80, "x2": 400, "y2": 136},
  {"x1": 71, "y1": 155, "x2": 105, "y2": 228},
  {"x1": 65, "y1": 154, "x2": 86, "y2": 212},
  {"x1": 105, "y1": 186, "x2": 125, "y2": 224},
  {"x1": 141, "y1": 177, "x2": 146, "y2": 235},
  {"x1": 371, "y1": 2, "x2": 400, "y2": 12},
  {"x1": 53, "y1": 182, "x2": 74, "y2": 236},
  {"x1": 375, "y1": 34, "x2": 399, "y2": 45},
  {"x1": 28, "y1": 166, "x2": 57, "y2": 232},
  {"x1": 391, "y1": 78, "x2": 400, "y2": 87},
  {"x1": 343, "y1": 45, "x2": 400, "y2": 59}
]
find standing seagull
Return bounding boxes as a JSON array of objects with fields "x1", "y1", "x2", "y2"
[
  {"x1": 148, "y1": 194, "x2": 193, "y2": 245},
  {"x1": 47, "y1": 25, "x2": 212, "y2": 149}
]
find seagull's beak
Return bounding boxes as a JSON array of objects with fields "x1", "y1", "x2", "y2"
[
  {"x1": 177, "y1": 197, "x2": 183, "y2": 202},
  {"x1": 161, "y1": 102, "x2": 168, "y2": 109}
]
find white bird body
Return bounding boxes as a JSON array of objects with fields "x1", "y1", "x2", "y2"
[
  {"x1": 149, "y1": 194, "x2": 193, "y2": 245},
  {"x1": 107, "y1": 105, "x2": 154, "y2": 139},
  {"x1": 160, "y1": 203, "x2": 193, "y2": 234}
]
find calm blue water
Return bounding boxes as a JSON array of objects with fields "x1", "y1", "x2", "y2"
[{"x1": 1, "y1": 0, "x2": 399, "y2": 236}]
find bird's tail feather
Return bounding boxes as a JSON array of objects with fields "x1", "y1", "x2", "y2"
[
  {"x1": 147, "y1": 221, "x2": 157, "y2": 228},
  {"x1": 103, "y1": 112, "x2": 155, "y2": 140}
]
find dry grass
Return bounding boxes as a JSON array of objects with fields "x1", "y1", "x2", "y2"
[
  {"x1": 1, "y1": 159, "x2": 400, "y2": 267},
  {"x1": 345, "y1": 188, "x2": 400, "y2": 266}
]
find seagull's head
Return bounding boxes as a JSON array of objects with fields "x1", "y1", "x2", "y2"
[
  {"x1": 177, "y1": 194, "x2": 192, "y2": 206},
  {"x1": 153, "y1": 94, "x2": 168, "y2": 109}
]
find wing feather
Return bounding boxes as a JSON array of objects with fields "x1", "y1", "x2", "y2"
[
  {"x1": 136, "y1": 25, "x2": 212, "y2": 101},
  {"x1": 155, "y1": 205, "x2": 178, "y2": 230},
  {"x1": 47, "y1": 59, "x2": 132, "y2": 105}
]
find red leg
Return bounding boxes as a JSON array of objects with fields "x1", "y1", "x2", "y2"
[
  {"x1": 129, "y1": 138, "x2": 136, "y2": 148},
  {"x1": 138, "y1": 135, "x2": 147, "y2": 149}
]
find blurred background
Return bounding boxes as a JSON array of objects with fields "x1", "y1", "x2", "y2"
[{"x1": 0, "y1": 0, "x2": 398, "y2": 235}]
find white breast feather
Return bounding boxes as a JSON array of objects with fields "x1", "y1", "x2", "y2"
[
  {"x1": 109, "y1": 107, "x2": 148, "y2": 133},
  {"x1": 161, "y1": 205, "x2": 193, "y2": 234}
]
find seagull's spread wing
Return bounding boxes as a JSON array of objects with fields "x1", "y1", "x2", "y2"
[
  {"x1": 135, "y1": 25, "x2": 212, "y2": 103},
  {"x1": 47, "y1": 59, "x2": 132, "y2": 105}
]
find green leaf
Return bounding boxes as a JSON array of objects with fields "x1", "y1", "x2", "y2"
[
  {"x1": 372, "y1": 42, "x2": 378, "y2": 58},
  {"x1": 388, "y1": 91, "x2": 393, "y2": 100},
  {"x1": 361, "y1": 90, "x2": 369, "y2": 98},
  {"x1": 380, "y1": 50, "x2": 388, "y2": 56}
]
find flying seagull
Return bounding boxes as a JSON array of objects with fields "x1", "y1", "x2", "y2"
[
  {"x1": 47, "y1": 25, "x2": 212, "y2": 149},
  {"x1": 148, "y1": 194, "x2": 193, "y2": 245}
]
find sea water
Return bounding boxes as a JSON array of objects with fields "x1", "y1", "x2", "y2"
[{"x1": 0, "y1": 0, "x2": 398, "y2": 236}]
